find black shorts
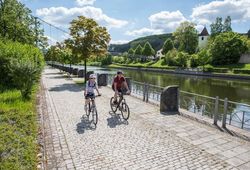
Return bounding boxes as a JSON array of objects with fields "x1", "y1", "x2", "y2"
[
  {"x1": 85, "y1": 93, "x2": 95, "y2": 99},
  {"x1": 112, "y1": 87, "x2": 127, "y2": 94}
]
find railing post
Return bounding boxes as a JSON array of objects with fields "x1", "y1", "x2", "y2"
[
  {"x1": 213, "y1": 96, "x2": 219, "y2": 125},
  {"x1": 242, "y1": 111, "x2": 245, "y2": 129},
  {"x1": 143, "y1": 82, "x2": 146, "y2": 101},
  {"x1": 146, "y1": 83, "x2": 149, "y2": 103},
  {"x1": 222, "y1": 98, "x2": 228, "y2": 128}
]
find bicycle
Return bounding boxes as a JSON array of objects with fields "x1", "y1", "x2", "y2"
[
  {"x1": 85, "y1": 95, "x2": 100, "y2": 127},
  {"x1": 110, "y1": 92, "x2": 130, "y2": 120}
]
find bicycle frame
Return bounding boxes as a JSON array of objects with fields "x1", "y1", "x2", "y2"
[{"x1": 113, "y1": 93, "x2": 125, "y2": 112}]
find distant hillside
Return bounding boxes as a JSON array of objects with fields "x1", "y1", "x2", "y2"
[{"x1": 109, "y1": 33, "x2": 173, "y2": 53}]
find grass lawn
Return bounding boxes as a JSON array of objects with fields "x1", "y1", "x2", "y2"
[
  {"x1": 214, "y1": 64, "x2": 250, "y2": 70},
  {"x1": 0, "y1": 86, "x2": 38, "y2": 170}
]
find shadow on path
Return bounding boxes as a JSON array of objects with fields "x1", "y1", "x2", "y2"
[
  {"x1": 76, "y1": 116, "x2": 96, "y2": 134},
  {"x1": 49, "y1": 83, "x2": 84, "y2": 92},
  {"x1": 107, "y1": 111, "x2": 129, "y2": 128}
]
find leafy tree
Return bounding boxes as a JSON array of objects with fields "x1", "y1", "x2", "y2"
[
  {"x1": 210, "y1": 32, "x2": 248, "y2": 65},
  {"x1": 128, "y1": 48, "x2": 134, "y2": 55},
  {"x1": 0, "y1": 0, "x2": 47, "y2": 47},
  {"x1": 197, "y1": 49, "x2": 211, "y2": 69},
  {"x1": 134, "y1": 44, "x2": 143, "y2": 55},
  {"x1": 247, "y1": 29, "x2": 250, "y2": 38},
  {"x1": 164, "y1": 49, "x2": 178, "y2": 66},
  {"x1": 142, "y1": 42, "x2": 155, "y2": 56},
  {"x1": 68, "y1": 16, "x2": 110, "y2": 80},
  {"x1": 223, "y1": 16, "x2": 232, "y2": 32},
  {"x1": 162, "y1": 38, "x2": 174, "y2": 55},
  {"x1": 173, "y1": 21, "x2": 198, "y2": 54},
  {"x1": 211, "y1": 16, "x2": 232, "y2": 37},
  {"x1": 210, "y1": 17, "x2": 223, "y2": 37}
]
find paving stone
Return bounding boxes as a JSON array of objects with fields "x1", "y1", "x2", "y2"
[{"x1": 40, "y1": 67, "x2": 250, "y2": 170}]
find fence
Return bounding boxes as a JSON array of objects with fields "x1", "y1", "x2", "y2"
[{"x1": 107, "y1": 74, "x2": 250, "y2": 130}]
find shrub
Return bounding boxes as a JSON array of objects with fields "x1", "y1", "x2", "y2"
[{"x1": 10, "y1": 60, "x2": 41, "y2": 99}]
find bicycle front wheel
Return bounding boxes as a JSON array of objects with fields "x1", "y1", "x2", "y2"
[
  {"x1": 92, "y1": 107, "x2": 98, "y2": 126},
  {"x1": 110, "y1": 97, "x2": 117, "y2": 113},
  {"x1": 86, "y1": 103, "x2": 90, "y2": 117},
  {"x1": 121, "y1": 103, "x2": 130, "y2": 120}
]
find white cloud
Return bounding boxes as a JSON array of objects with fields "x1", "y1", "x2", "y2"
[
  {"x1": 125, "y1": 10, "x2": 187, "y2": 37},
  {"x1": 191, "y1": 0, "x2": 250, "y2": 25},
  {"x1": 149, "y1": 10, "x2": 187, "y2": 32},
  {"x1": 76, "y1": 0, "x2": 96, "y2": 6},
  {"x1": 126, "y1": 27, "x2": 164, "y2": 37},
  {"x1": 36, "y1": 6, "x2": 128, "y2": 29},
  {"x1": 110, "y1": 39, "x2": 130, "y2": 44}
]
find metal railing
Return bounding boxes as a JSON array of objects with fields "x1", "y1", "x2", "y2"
[{"x1": 107, "y1": 74, "x2": 250, "y2": 130}]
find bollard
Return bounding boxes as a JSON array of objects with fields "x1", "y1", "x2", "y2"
[
  {"x1": 86, "y1": 71, "x2": 94, "y2": 80},
  {"x1": 77, "y1": 69, "x2": 85, "y2": 77},
  {"x1": 160, "y1": 86, "x2": 179, "y2": 114},
  {"x1": 98, "y1": 74, "x2": 108, "y2": 86}
]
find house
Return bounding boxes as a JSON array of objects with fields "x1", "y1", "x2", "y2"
[
  {"x1": 156, "y1": 49, "x2": 163, "y2": 59},
  {"x1": 198, "y1": 27, "x2": 209, "y2": 49}
]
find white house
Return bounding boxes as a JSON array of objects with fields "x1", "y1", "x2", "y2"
[{"x1": 198, "y1": 27, "x2": 209, "y2": 49}]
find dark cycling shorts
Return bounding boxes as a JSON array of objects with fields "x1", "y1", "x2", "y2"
[
  {"x1": 112, "y1": 87, "x2": 127, "y2": 94},
  {"x1": 85, "y1": 93, "x2": 95, "y2": 99}
]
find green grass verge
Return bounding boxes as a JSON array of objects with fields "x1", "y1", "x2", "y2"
[
  {"x1": 0, "y1": 86, "x2": 38, "y2": 170},
  {"x1": 74, "y1": 79, "x2": 86, "y2": 86}
]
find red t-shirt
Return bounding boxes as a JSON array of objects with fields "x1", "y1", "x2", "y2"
[{"x1": 112, "y1": 76, "x2": 125, "y2": 90}]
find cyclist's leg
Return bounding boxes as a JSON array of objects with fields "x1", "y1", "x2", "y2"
[
  {"x1": 113, "y1": 89, "x2": 121, "y2": 104},
  {"x1": 85, "y1": 94, "x2": 91, "y2": 111}
]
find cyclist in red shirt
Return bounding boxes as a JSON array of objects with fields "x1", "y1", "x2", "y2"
[{"x1": 112, "y1": 71, "x2": 130, "y2": 104}]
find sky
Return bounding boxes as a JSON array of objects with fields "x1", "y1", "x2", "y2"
[{"x1": 20, "y1": 0, "x2": 250, "y2": 45}]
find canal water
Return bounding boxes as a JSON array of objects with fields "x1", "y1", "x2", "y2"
[{"x1": 87, "y1": 66, "x2": 250, "y2": 104}]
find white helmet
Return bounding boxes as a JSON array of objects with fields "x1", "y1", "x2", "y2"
[{"x1": 89, "y1": 74, "x2": 96, "y2": 79}]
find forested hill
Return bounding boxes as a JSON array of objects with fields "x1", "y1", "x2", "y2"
[{"x1": 109, "y1": 33, "x2": 172, "y2": 53}]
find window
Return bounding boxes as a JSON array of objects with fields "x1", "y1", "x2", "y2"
[{"x1": 201, "y1": 36, "x2": 204, "y2": 40}]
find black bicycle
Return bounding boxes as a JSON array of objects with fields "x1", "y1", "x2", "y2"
[
  {"x1": 85, "y1": 95, "x2": 100, "y2": 127},
  {"x1": 110, "y1": 92, "x2": 130, "y2": 120}
]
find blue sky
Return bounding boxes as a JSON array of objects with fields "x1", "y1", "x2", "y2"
[{"x1": 20, "y1": 0, "x2": 250, "y2": 45}]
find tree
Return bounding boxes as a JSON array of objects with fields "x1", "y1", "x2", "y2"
[
  {"x1": 128, "y1": 48, "x2": 134, "y2": 55},
  {"x1": 223, "y1": 16, "x2": 232, "y2": 32},
  {"x1": 68, "y1": 16, "x2": 110, "y2": 80},
  {"x1": 134, "y1": 44, "x2": 143, "y2": 55},
  {"x1": 210, "y1": 32, "x2": 248, "y2": 65},
  {"x1": 142, "y1": 42, "x2": 155, "y2": 56},
  {"x1": 247, "y1": 29, "x2": 250, "y2": 38},
  {"x1": 210, "y1": 17, "x2": 223, "y2": 37},
  {"x1": 173, "y1": 21, "x2": 198, "y2": 54},
  {"x1": 0, "y1": 0, "x2": 47, "y2": 46},
  {"x1": 162, "y1": 38, "x2": 174, "y2": 55}
]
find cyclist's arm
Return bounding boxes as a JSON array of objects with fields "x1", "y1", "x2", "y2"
[
  {"x1": 113, "y1": 82, "x2": 118, "y2": 93},
  {"x1": 95, "y1": 84, "x2": 101, "y2": 95}
]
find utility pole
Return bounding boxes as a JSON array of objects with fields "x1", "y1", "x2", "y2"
[{"x1": 34, "y1": 17, "x2": 38, "y2": 47}]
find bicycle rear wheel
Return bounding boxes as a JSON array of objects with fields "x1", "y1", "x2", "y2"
[
  {"x1": 110, "y1": 97, "x2": 117, "y2": 113},
  {"x1": 121, "y1": 103, "x2": 130, "y2": 120},
  {"x1": 92, "y1": 107, "x2": 98, "y2": 126}
]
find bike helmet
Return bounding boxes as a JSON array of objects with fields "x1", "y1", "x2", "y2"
[{"x1": 89, "y1": 74, "x2": 96, "y2": 79}]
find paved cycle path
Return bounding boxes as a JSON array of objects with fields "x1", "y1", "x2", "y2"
[{"x1": 40, "y1": 67, "x2": 250, "y2": 170}]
